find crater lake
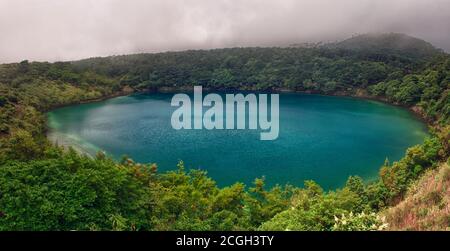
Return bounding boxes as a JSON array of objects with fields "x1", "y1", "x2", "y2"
[{"x1": 47, "y1": 93, "x2": 428, "y2": 189}]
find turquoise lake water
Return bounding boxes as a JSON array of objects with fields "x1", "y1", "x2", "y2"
[{"x1": 47, "y1": 93, "x2": 428, "y2": 189}]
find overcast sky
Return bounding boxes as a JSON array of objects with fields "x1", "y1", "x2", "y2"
[{"x1": 0, "y1": 0, "x2": 449, "y2": 63}]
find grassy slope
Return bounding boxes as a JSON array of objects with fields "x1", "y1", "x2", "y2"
[{"x1": 383, "y1": 161, "x2": 450, "y2": 230}]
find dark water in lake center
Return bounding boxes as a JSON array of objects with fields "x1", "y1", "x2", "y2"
[{"x1": 47, "y1": 93, "x2": 428, "y2": 189}]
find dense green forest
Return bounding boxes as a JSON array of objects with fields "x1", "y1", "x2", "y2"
[{"x1": 0, "y1": 33, "x2": 448, "y2": 230}]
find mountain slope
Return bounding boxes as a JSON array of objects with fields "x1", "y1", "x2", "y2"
[
  {"x1": 383, "y1": 162, "x2": 450, "y2": 230},
  {"x1": 328, "y1": 33, "x2": 441, "y2": 59}
]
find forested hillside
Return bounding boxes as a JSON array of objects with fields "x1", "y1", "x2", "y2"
[
  {"x1": 72, "y1": 33, "x2": 449, "y2": 124},
  {"x1": 0, "y1": 33, "x2": 448, "y2": 230},
  {"x1": 329, "y1": 33, "x2": 440, "y2": 59}
]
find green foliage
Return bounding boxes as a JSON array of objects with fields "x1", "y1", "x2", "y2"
[
  {"x1": 73, "y1": 44, "x2": 430, "y2": 92},
  {"x1": 3, "y1": 129, "x2": 43, "y2": 160},
  {"x1": 365, "y1": 181, "x2": 390, "y2": 210},
  {"x1": 0, "y1": 150, "x2": 151, "y2": 230},
  {"x1": 379, "y1": 137, "x2": 443, "y2": 202},
  {"x1": 148, "y1": 169, "x2": 293, "y2": 230},
  {"x1": 245, "y1": 178, "x2": 294, "y2": 228},
  {"x1": 368, "y1": 58, "x2": 450, "y2": 124},
  {"x1": 259, "y1": 181, "x2": 364, "y2": 231},
  {"x1": 345, "y1": 176, "x2": 369, "y2": 211},
  {"x1": 0, "y1": 96, "x2": 6, "y2": 107}
]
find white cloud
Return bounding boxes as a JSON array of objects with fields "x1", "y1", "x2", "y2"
[{"x1": 0, "y1": 0, "x2": 449, "y2": 63}]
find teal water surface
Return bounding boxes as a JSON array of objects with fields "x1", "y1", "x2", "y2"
[{"x1": 47, "y1": 93, "x2": 428, "y2": 189}]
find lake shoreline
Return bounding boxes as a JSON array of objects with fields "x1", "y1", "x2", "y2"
[
  {"x1": 149, "y1": 86, "x2": 433, "y2": 126},
  {"x1": 42, "y1": 86, "x2": 135, "y2": 113},
  {"x1": 44, "y1": 83, "x2": 432, "y2": 125},
  {"x1": 45, "y1": 85, "x2": 433, "y2": 162},
  {"x1": 46, "y1": 90, "x2": 430, "y2": 189}
]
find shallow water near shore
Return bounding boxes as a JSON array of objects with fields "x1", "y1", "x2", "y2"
[{"x1": 47, "y1": 93, "x2": 428, "y2": 189}]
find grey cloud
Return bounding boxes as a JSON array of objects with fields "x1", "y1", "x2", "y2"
[{"x1": 0, "y1": 0, "x2": 449, "y2": 63}]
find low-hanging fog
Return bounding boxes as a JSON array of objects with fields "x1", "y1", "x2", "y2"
[{"x1": 1, "y1": 0, "x2": 449, "y2": 63}]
